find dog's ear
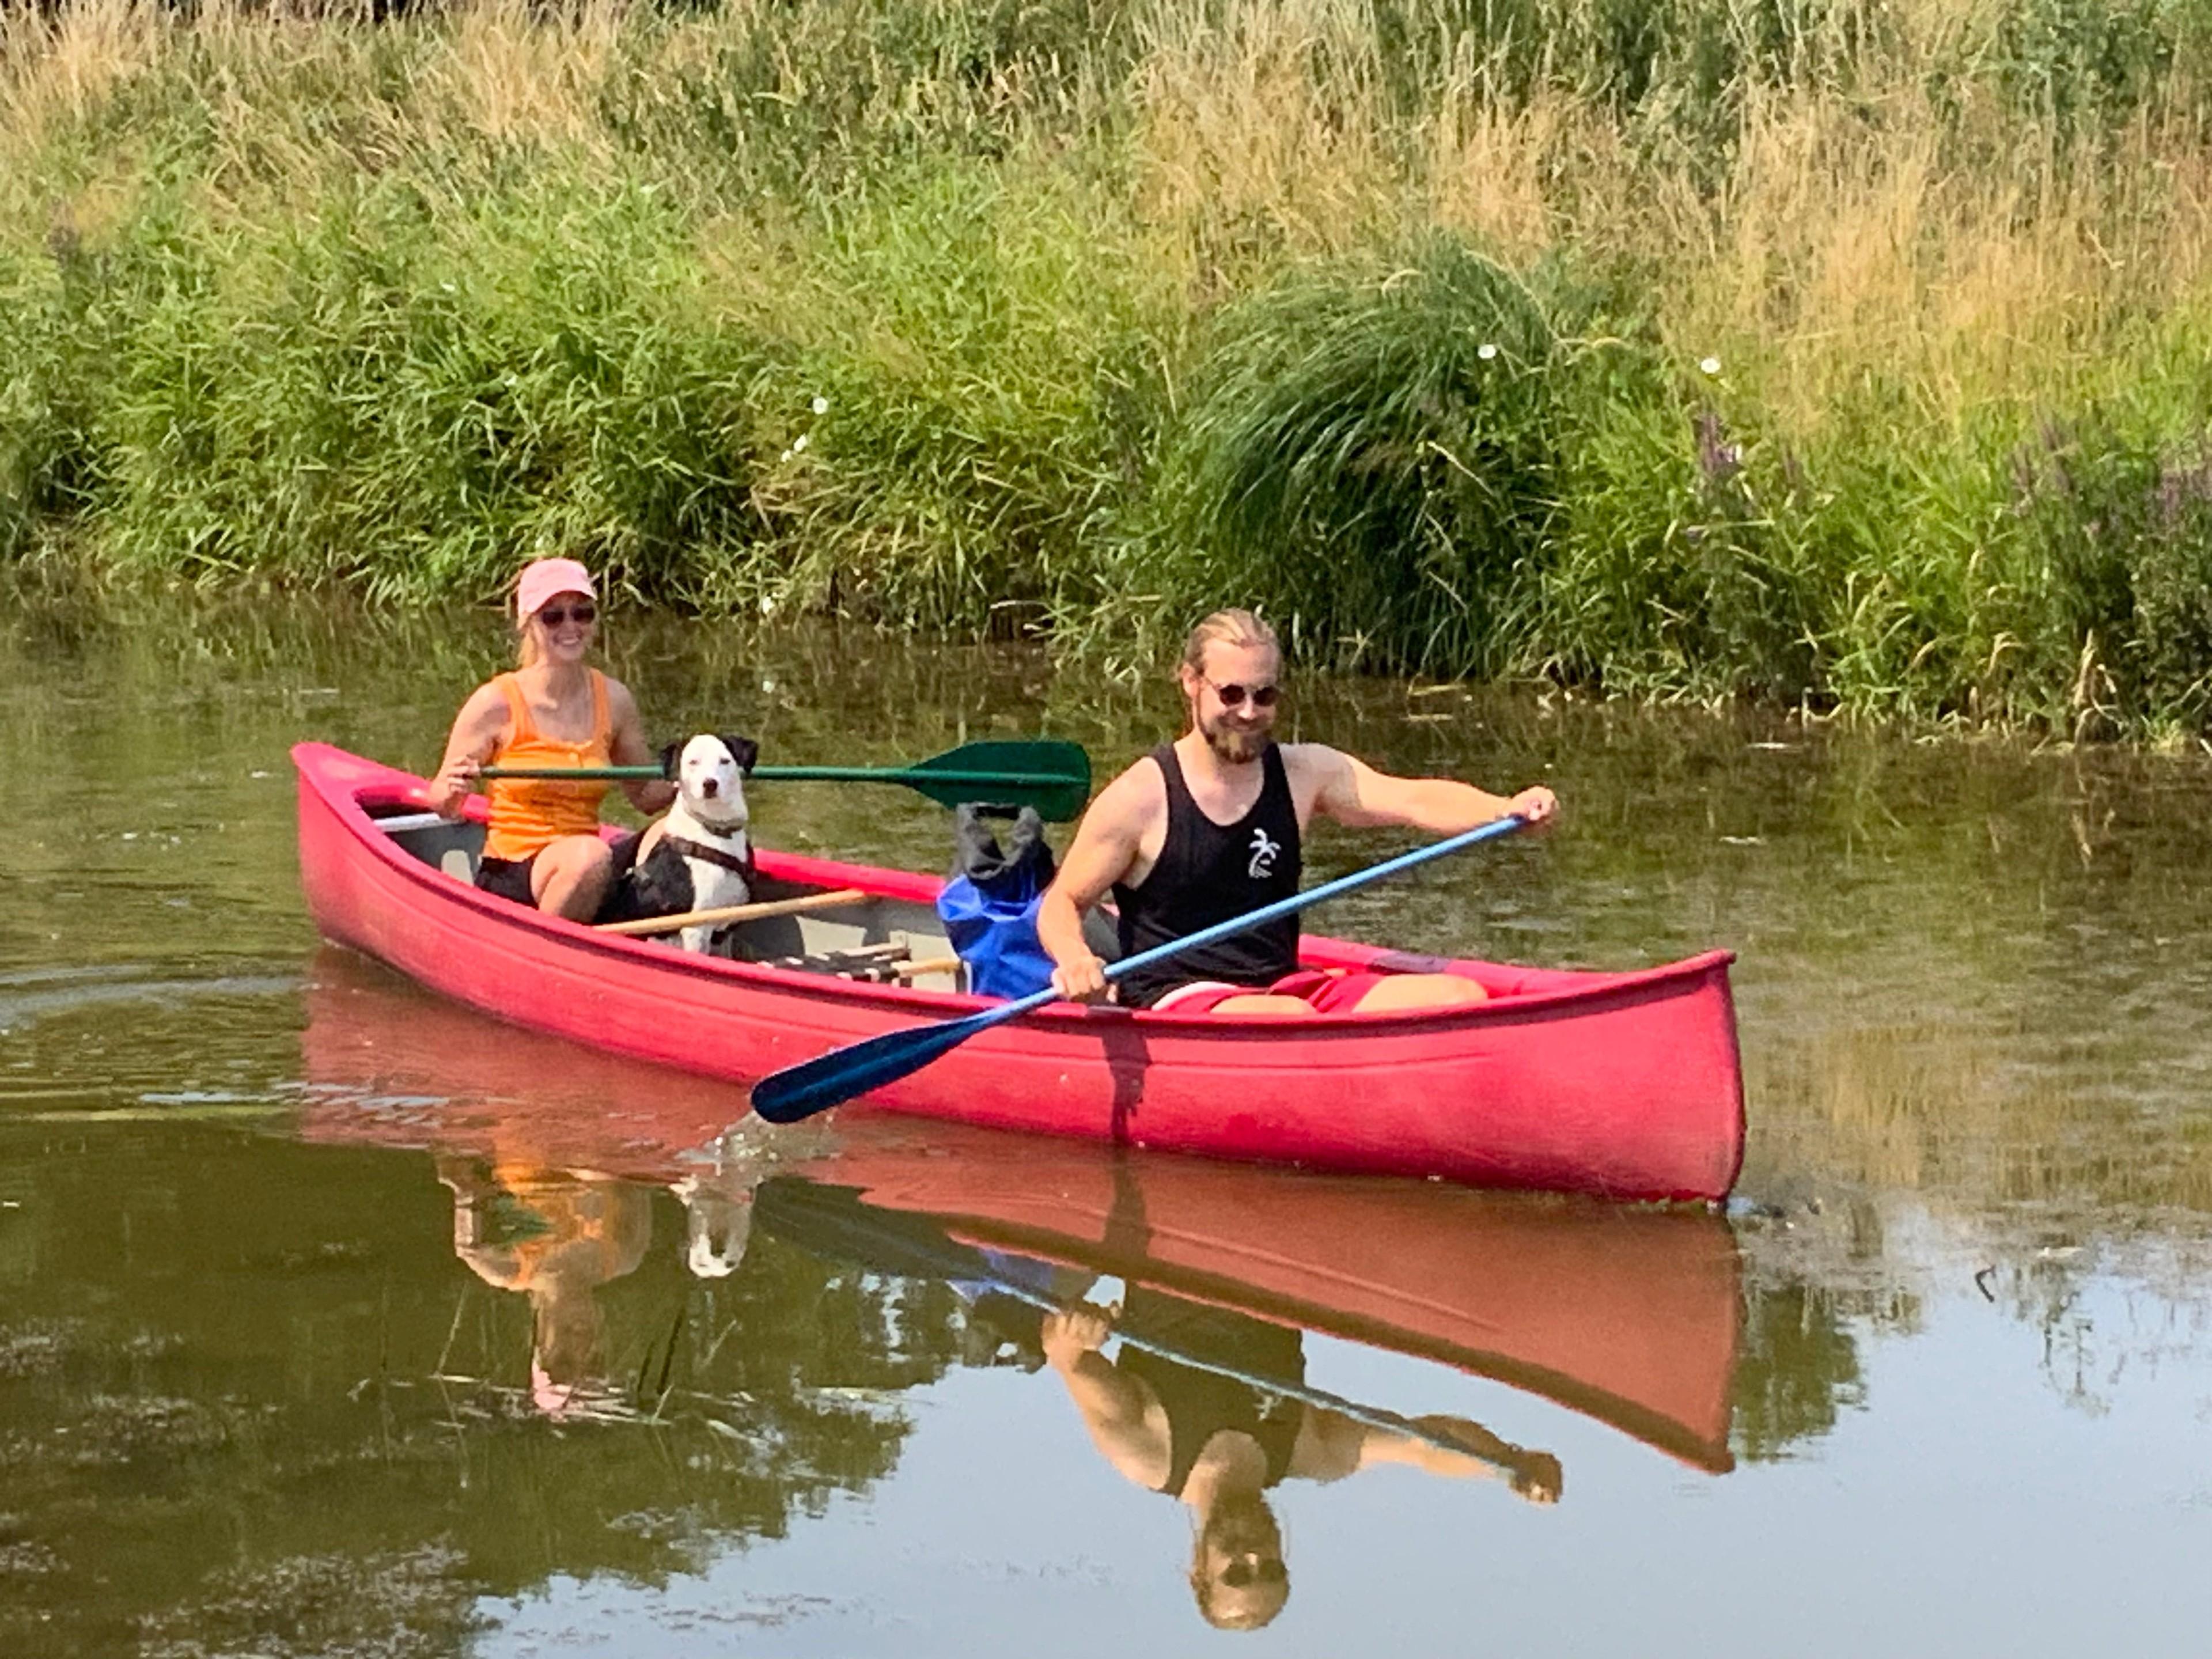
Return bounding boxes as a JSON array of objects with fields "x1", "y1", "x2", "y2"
[
  {"x1": 720, "y1": 734, "x2": 760, "y2": 775},
  {"x1": 657, "y1": 741, "x2": 682, "y2": 781}
]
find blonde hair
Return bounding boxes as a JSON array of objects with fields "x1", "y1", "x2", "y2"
[{"x1": 1180, "y1": 609, "x2": 1279, "y2": 674}]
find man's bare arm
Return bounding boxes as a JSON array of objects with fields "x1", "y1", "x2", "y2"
[
  {"x1": 1302, "y1": 747, "x2": 1556, "y2": 836},
  {"x1": 1036, "y1": 766, "x2": 1153, "y2": 1000},
  {"x1": 1040, "y1": 1307, "x2": 1169, "y2": 1489}
]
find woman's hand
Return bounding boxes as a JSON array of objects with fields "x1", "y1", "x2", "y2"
[{"x1": 431, "y1": 753, "x2": 482, "y2": 820}]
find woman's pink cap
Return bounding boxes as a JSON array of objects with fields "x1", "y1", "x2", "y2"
[{"x1": 516, "y1": 557, "x2": 597, "y2": 620}]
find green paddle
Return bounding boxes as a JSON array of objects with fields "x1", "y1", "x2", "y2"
[{"x1": 482, "y1": 737, "x2": 1091, "y2": 821}]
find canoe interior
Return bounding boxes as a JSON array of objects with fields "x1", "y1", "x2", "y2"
[{"x1": 366, "y1": 803, "x2": 971, "y2": 991}]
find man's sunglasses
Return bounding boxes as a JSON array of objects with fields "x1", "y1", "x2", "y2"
[
  {"x1": 1219, "y1": 1556, "x2": 1287, "y2": 1588},
  {"x1": 537, "y1": 603, "x2": 597, "y2": 627},
  {"x1": 1202, "y1": 675, "x2": 1281, "y2": 710}
]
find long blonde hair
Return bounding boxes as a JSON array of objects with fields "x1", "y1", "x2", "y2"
[{"x1": 1180, "y1": 608, "x2": 1279, "y2": 674}]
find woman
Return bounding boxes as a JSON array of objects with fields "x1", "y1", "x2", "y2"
[{"x1": 430, "y1": 557, "x2": 673, "y2": 920}]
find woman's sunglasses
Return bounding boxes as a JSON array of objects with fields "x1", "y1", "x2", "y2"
[
  {"x1": 537, "y1": 603, "x2": 597, "y2": 627},
  {"x1": 1202, "y1": 675, "x2": 1280, "y2": 710}
]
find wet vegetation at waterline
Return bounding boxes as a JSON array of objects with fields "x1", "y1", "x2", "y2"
[{"x1": 12, "y1": 1, "x2": 2212, "y2": 736}]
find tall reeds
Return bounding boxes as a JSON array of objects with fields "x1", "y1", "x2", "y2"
[{"x1": 7, "y1": 0, "x2": 2212, "y2": 731}]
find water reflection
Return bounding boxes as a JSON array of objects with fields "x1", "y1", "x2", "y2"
[
  {"x1": 286, "y1": 949, "x2": 1793, "y2": 1618},
  {"x1": 435, "y1": 1159, "x2": 656, "y2": 1419},
  {"x1": 299, "y1": 949, "x2": 1752, "y2": 1475},
  {"x1": 755, "y1": 1175, "x2": 1560, "y2": 1631}
]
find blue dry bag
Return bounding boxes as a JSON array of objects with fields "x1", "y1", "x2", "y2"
[{"x1": 936, "y1": 804, "x2": 1058, "y2": 999}]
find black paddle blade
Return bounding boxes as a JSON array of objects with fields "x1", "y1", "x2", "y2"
[{"x1": 748, "y1": 1010, "x2": 993, "y2": 1124}]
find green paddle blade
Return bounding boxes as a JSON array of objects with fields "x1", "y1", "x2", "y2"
[{"x1": 902, "y1": 738, "x2": 1091, "y2": 820}]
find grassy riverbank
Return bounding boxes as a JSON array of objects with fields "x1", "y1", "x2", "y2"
[{"x1": 9, "y1": 0, "x2": 2212, "y2": 736}]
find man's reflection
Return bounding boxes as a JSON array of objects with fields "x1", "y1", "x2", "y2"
[
  {"x1": 1035, "y1": 1284, "x2": 1561, "y2": 1631},
  {"x1": 435, "y1": 1158, "x2": 654, "y2": 1418}
]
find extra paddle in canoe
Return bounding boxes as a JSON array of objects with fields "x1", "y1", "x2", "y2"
[
  {"x1": 749, "y1": 813, "x2": 1530, "y2": 1124},
  {"x1": 482, "y1": 737, "x2": 1090, "y2": 821}
]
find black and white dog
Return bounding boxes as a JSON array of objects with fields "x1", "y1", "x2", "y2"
[{"x1": 604, "y1": 733, "x2": 760, "y2": 953}]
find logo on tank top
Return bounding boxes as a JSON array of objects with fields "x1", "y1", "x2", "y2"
[{"x1": 1247, "y1": 827, "x2": 1282, "y2": 880}]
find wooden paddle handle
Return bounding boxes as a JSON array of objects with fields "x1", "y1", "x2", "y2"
[
  {"x1": 595, "y1": 887, "x2": 868, "y2": 938},
  {"x1": 892, "y1": 956, "x2": 964, "y2": 982}
]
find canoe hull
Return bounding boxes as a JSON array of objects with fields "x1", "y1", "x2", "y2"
[{"x1": 294, "y1": 741, "x2": 1745, "y2": 1200}]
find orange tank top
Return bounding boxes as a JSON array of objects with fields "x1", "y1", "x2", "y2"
[{"x1": 483, "y1": 670, "x2": 615, "y2": 862}]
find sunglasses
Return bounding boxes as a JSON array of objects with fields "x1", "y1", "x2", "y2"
[
  {"x1": 537, "y1": 603, "x2": 597, "y2": 627},
  {"x1": 1219, "y1": 1556, "x2": 1287, "y2": 1589},
  {"x1": 1202, "y1": 675, "x2": 1280, "y2": 710}
]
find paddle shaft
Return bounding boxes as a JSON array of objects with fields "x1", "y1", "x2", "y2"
[
  {"x1": 594, "y1": 886, "x2": 868, "y2": 938},
  {"x1": 748, "y1": 812, "x2": 1529, "y2": 1123},
  {"x1": 479, "y1": 737, "x2": 1089, "y2": 821},
  {"x1": 483, "y1": 766, "x2": 1077, "y2": 788}
]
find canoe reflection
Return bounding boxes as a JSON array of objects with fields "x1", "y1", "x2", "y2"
[
  {"x1": 301, "y1": 949, "x2": 1740, "y2": 1478},
  {"x1": 789, "y1": 1126, "x2": 1743, "y2": 1477}
]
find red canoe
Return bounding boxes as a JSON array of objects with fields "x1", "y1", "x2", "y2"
[
  {"x1": 293, "y1": 741, "x2": 1745, "y2": 1200},
  {"x1": 294, "y1": 961, "x2": 1740, "y2": 1472}
]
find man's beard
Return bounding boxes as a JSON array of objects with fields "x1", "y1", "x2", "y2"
[{"x1": 1199, "y1": 710, "x2": 1271, "y2": 766}]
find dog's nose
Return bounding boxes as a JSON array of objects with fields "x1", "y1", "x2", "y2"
[{"x1": 700, "y1": 778, "x2": 718, "y2": 797}]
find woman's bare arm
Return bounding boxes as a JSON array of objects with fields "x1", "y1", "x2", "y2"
[
  {"x1": 429, "y1": 683, "x2": 510, "y2": 819},
  {"x1": 605, "y1": 679, "x2": 676, "y2": 814}
]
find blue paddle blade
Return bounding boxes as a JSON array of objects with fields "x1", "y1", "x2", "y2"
[{"x1": 750, "y1": 1009, "x2": 1001, "y2": 1124}]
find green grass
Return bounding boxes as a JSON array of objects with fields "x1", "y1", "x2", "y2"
[{"x1": 9, "y1": 0, "x2": 2212, "y2": 736}]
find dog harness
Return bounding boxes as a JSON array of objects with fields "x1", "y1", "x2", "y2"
[
  {"x1": 483, "y1": 671, "x2": 615, "y2": 862},
  {"x1": 661, "y1": 835, "x2": 756, "y2": 883}
]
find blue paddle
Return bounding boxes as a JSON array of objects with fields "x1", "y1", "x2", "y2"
[{"x1": 748, "y1": 812, "x2": 1529, "y2": 1125}]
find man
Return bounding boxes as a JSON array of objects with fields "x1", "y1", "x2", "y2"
[{"x1": 1039, "y1": 609, "x2": 1557, "y2": 1016}]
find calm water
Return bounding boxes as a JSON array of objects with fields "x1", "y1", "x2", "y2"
[{"x1": 3, "y1": 595, "x2": 2210, "y2": 1657}]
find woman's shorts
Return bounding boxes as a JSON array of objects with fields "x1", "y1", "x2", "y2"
[{"x1": 475, "y1": 853, "x2": 539, "y2": 907}]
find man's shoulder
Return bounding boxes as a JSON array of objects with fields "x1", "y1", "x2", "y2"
[
  {"x1": 1278, "y1": 741, "x2": 1353, "y2": 779},
  {"x1": 1101, "y1": 749, "x2": 1171, "y2": 806}
]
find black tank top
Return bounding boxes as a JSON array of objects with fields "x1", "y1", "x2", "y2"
[
  {"x1": 1113, "y1": 743, "x2": 1302, "y2": 1009},
  {"x1": 1116, "y1": 1288, "x2": 1306, "y2": 1497}
]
